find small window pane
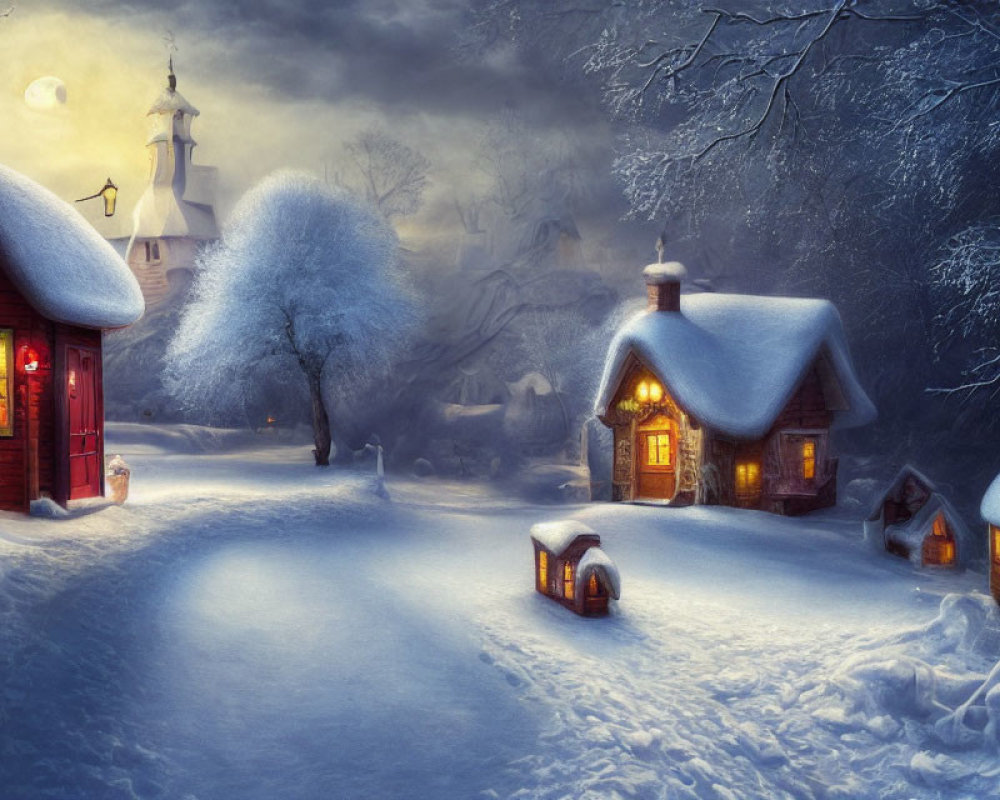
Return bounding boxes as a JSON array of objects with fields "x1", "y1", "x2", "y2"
[{"x1": 0, "y1": 330, "x2": 11, "y2": 436}]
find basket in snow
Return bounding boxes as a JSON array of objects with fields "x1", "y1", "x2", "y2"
[{"x1": 530, "y1": 520, "x2": 620, "y2": 616}]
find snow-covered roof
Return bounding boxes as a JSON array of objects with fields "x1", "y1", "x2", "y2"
[
  {"x1": 129, "y1": 181, "x2": 219, "y2": 241},
  {"x1": 0, "y1": 164, "x2": 144, "y2": 329},
  {"x1": 885, "y1": 492, "x2": 973, "y2": 566},
  {"x1": 643, "y1": 261, "x2": 687, "y2": 283},
  {"x1": 147, "y1": 87, "x2": 199, "y2": 117},
  {"x1": 866, "y1": 465, "x2": 936, "y2": 521},
  {"x1": 575, "y1": 546, "x2": 621, "y2": 600},
  {"x1": 595, "y1": 294, "x2": 876, "y2": 438},
  {"x1": 982, "y1": 473, "x2": 1000, "y2": 526},
  {"x1": 530, "y1": 519, "x2": 598, "y2": 557}
]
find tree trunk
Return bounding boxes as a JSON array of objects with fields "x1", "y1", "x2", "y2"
[{"x1": 308, "y1": 372, "x2": 331, "y2": 466}]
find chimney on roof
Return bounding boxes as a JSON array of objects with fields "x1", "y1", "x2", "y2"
[{"x1": 643, "y1": 258, "x2": 686, "y2": 312}]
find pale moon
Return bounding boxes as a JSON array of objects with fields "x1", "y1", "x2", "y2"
[{"x1": 24, "y1": 76, "x2": 67, "y2": 110}]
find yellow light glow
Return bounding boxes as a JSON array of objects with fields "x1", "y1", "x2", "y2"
[
  {"x1": 538, "y1": 550, "x2": 548, "y2": 589},
  {"x1": 100, "y1": 183, "x2": 118, "y2": 217},
  {"x1": 636, "y1": 381, "x2": 649, "y2": 403},
  {"x1": 649, "y1": 382, "x2": 663, "y2": 403},
  {"x1": 802, "y1": 441, "x2": 816, "y2": 480},
  {"x1": 993, "y1": 526, "x2": 1000, "y2": 565},
  {"x1": 563, "y1": 562, "x2": 574, "y2": 600},
  {"x1": 0, "y1": 331, "x2": 11, "y2": 436}
]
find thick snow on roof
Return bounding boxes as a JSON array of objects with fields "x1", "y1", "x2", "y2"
[
  {"x1": 885, "y1": 493, "x2": 973, "y2": 566},
  {"x1": 0, "y1": 164, "x2": 144, "y2": 329},
  {"x1": 643, "y1": 261, "x2": 687, "y2": 283},
  {"x1": 865, "y1": 464, "x2": 937, "y2": 521},
  {"x1": 147, "y1": 87, "x2": 199, "y2": 117},
  {"x1": 575, "y1": 546, "x2": 621, "y2": 600},
  {"x1": 982, "y1": 473, "x2": 1000, "y2": 525},
  {"x1": 530, "y1": 519, "x2": 598, "y2": 557},
  {"x1": 130, "y1": 181, "x2": 218, "y2": 241},
  {"x1": 595, "y1": 294, "x2": 876, "y2": 438}
]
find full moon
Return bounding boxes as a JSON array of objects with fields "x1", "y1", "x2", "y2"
[{"x1": 24, "y1": 76, "x2": 67, "y2": 110}]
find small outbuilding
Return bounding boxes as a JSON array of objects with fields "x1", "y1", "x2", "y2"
[
  {"x1": 594, "y1": 261, "x2": 876, "y2": 514},
  {"x1": 530, "y1": 520, "x2": 620, "y2": 616},
  {"x1": 0, "y1": 164, "x2": 144, "y2": 511},
  {"x1": 864, "y1": 466, "x2": 971, "y2": 568},
  {"x1": 982, "y1": 473, "x2": 1000, "y2": 604}
]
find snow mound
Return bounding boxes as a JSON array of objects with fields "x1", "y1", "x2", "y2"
[
  {"x1": 0, "y1": 163, "x2": 144, "y2": 329},
  {"x1": 29, "y1": 498, "x2": 69, "y2": 518},
  {"x1": 594, "y1": 294, "x2": 876, "y2": 437}
]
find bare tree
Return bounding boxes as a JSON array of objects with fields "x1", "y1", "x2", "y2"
[{"x1": 343, "y1": 127, "x2": 430, "y2": 220}]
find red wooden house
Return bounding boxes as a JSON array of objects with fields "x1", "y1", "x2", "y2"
[
  {"x1": 594, "y1": 262, "x2": 875, "y2": 515},
  {"x1": 983, "y1": 474, "x2": 1000, "y2": 604},
  {"x1": 530, "y1": 520, "x2": 621, "y2": 616},
  {"x1": 0, "y1": 164, "x2": 144, "y2": 511}
]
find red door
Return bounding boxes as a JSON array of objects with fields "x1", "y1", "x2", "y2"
[{"x1": 67, "y1": 346, "x2": 101, "y2": 500}]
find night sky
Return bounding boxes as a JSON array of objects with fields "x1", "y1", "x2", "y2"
[{"x1": 0, "y1": 1, "x2": 625, "y2": 248}]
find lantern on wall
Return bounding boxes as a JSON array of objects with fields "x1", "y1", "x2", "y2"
[
  {"x1": 75, "y1": 178, "x2": 119, "y2": 217},
  {"x1": 20, "y1": 345, "x2": 39, "y2": 372}
]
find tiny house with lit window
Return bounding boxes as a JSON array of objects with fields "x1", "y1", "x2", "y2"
[
  {"x1": 982, "y1": 474, "x2": 1000, "y2": 604},
  {"x1": 0, "y1": 164, "x2": 144, "y2": 511},
  {"x1": 864, "y1": 466, "x2": 970, "y2": 568},
  {"x1": 530, "y1": 520, "x2": 620, "y2": 616},
  {"x1": 594, "y1": 262, "x2": 876, "y2": 515}
]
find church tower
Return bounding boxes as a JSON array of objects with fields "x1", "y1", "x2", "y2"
[{"x1": 126, "y1": 59, "x2": 218, "y2": 307}]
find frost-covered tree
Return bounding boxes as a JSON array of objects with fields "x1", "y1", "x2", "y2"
[
  {"x1": 343, "y1": 126, "x2": 430, "y2": 220},
  {"x1": 165, "y1": 172, "x2": 418, "y2": 465}
]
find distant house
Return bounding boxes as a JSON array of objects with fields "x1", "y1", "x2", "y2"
[
  {"x1": 0, "y1": 164, "x2": 144, "y2": 511},
  {"x1": 530, "y1": 520, "x2": 620, "y2": 616},
  {"x1": 594, "y1": 262, "x2": 876, "y2": 515},
  {"x1": 864, "y1": 466, "x2": 970, "y2": 568},
  {"x1": 983, "y1": 474, "x2": 1000, "y2": 604}
]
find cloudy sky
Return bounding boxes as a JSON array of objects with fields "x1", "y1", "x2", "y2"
[{"x1": 0, "y1": 1, "x2": 628, "y2": 250}]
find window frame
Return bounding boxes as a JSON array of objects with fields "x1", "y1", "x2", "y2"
[{"x1": 0, "y1": 330, "x2": 11, "y2": 438}]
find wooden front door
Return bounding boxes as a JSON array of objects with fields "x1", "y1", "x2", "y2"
[
  {"x1": 637, "y1": 416, "x2": 676, "y2": 500},
  {"x1": 67, "y1": 346, "x2": 101, "y2": 500}
]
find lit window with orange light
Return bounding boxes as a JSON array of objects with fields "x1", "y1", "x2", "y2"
[
  {"x1": 735, "y1": 462, "x2": 761, "y2": 495},
  {"x1": 991, "y1": 525, "x2": 1000, "y2": 565},
  {"x1": 563, "y1": 562, "x2": 574, "y2": 600},
  {"x1": 538, "y1": 550, "x2": 548, "y2": 589},
  {"x1": 802, "y1": 441, "x2": 816, "y2": 480},
  {"x1": 646, "y1": 433, "x2": 671, "y2": 466},
  {"x1": 0, "y1": 330, "x2": 11, "y2": 437},
  {"x1": 588, "y1": 572, "x2": 599, "y2": 596}
]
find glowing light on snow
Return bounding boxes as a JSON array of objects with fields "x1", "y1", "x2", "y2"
[{"x1": 24, "y1": 76, "x2": 67, "y2": 110}]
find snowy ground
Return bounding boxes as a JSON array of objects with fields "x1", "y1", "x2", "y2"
[{"x1": 2, "y1": 426, "x2": 999, "y2": 799}]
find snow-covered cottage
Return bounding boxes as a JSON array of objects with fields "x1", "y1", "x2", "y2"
[
  {"x1": 0, "y1": 164, "x2": 144, "y2": 511},
  {"x1": 983, "y1": 474, "x2": 1000, "y2": 604},
  {"x1": 125, "y1": 59, "x2": 218, "y2": 307},
  {"x1": 595, "y1": 263, "x2": 875, "y2": 514},
  {"x1": 530, "y1": 520, "x2": 620, "y2": 616},
  {"x1": 864, "y1": 466, "x2": 970, "y2": 568}
]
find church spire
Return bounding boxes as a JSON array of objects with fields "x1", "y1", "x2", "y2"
[{"x1": 168, "y1": 55, "x2": 177, "y2": 92}]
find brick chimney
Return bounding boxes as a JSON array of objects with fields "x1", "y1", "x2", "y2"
[{"x1": 643, "y1": 261, "x2": 686, "y2": 312}]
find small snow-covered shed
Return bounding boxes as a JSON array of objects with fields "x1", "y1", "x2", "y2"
[
  {"x1": 594, "y1": 262, "x2": 875, "y2": 514},
  {"x1": 530, "y1": 520, "x2": 620, "y2": 616},
  {"x1": 0, "y1": 163, "x2": 144, "y2": 511},
  {"x1": 865, "y1": 466, "x2": 971, "y2": 568},
  {"x1": 982, "y1": 474, "x2": 1000, "y2": 603}
]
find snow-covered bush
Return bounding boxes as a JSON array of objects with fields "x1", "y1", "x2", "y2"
[{"x1": 165, "y1": 171, "x2": 419, "y2": 465}]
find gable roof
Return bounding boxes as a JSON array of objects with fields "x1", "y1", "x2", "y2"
[
  {"x1": 594, "y1": 294, "x2": 875, "y2": 439},
  {"x1": 983, "y1": 473, "x2": 1000, "y2": 526},
  {"x1": 0, "y1": 164, "x2": 145, "y2": 329}
]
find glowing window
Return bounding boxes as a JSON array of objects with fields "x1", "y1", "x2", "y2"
[
  {"x1": 636, "y1": 381, "x2": 649, "y2": 403},
  {"x1": 993, "y1": 526, "x2": 1000, "y2": 566},
  {"x1": 563, "y1": 562, "x2": 574, "y2": 600},
  {"x1": 588, "y1": 572, "x2": 599, "y2": 596},
  {"x1": 538, "y1": 550, "x2": 548, "y2": 589},
  {"x1": 802, "y1": 441, "x2": 816, "y2": 480},
  {"x1": 646, "y1": 433, "x2": 671, "y2": 466},
  {"x1": 648, "y1": 382, "x2": 663, "y2": 403},
  {"x1": 735, "y1": 462, "x2": 761, "y2": 496},
  {"x1": 0, "y1": 330, "x2": 11, "y2": 437}
]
